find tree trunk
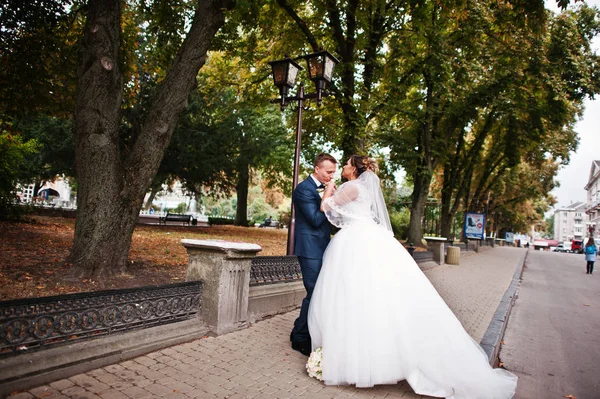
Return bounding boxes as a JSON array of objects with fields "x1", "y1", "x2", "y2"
[
  {"x1": 69, "y1": 0, "x2": 233, "y2": 280},
  {"x1": 235, "y1": 163, "x2": 249, "y2": 226},
  {"x1": 407, "y1": 173, "x2": 431, "y2": 245},
  {"x1": 440, "y1": 205, "x2": 453, "y2": 239},
  {"x1": 144, "y1": 188, "x2": 157, "y2": 209}
]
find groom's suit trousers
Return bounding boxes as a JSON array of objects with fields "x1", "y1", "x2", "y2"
[{"x1": 291, "y1": 256, "x2": 322, "y2": 343}]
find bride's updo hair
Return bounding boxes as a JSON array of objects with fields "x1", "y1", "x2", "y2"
[{"x1": 349, "y1": 155, "x2": 378, "y2": 177}]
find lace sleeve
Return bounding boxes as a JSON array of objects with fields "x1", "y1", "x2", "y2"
[{"x1": 322, "y1": 183, "x2": 360, "y2": 228}]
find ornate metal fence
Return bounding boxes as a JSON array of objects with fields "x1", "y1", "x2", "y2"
[
  {"x1": 250, "y1": 256, "x2": 302, "y2": 286},
  {"x1": 0, "y1": 281, "x2": 202, "y2": 358}
]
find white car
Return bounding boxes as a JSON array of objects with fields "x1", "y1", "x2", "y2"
[{"x1": 553, "y1": 243, "x2": 569, "y2": 253}]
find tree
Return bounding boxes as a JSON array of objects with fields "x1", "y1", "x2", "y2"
[
  {"x1": 440, "y1": 5, "x2": 598, "y2": 239},
  {"x1": 160, "y1": 52, "x2": 293, "y2": 226},
  {"x1": 69, "y1": 0, "x2": 234, "y2": 280},
  {"x1": 380, "y1": 1, "x2": 597, "y2": 244}
]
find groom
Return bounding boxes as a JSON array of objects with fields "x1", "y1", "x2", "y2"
[{"x1": 290, "y1": 153, "x2": 337, "y2": 356}]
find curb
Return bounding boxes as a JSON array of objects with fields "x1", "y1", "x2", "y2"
[{"x1": 479, "y1": 249, "x2": 527, "y2": 367}]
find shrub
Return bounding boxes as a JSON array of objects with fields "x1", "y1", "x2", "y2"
[
  {"x1": 208, "y1": 216, "x2": 235, "y2": 226},
  {"x1": 389, "y1": 208, "x2": 410, "y2": 239}
]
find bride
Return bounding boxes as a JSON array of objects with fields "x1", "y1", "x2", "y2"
[{"x1": 307, "y1": 155, "x2": 517, "y2": 399}]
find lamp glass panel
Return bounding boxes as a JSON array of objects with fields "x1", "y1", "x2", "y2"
[
  {"x1": 308, "y1": 56, "x2": 324, "y2": 79},
  {"x1": 323, "y1": 56, "x2": 335, "y2": 81},
  {"x1": 287, "y1": 63, "x2": 299, "y2": 86},
  {"x1": 272, "y1": 62, "x2": 288, "y2": 86}
]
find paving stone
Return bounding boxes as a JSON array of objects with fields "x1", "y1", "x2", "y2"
[
  {"x1": 68, "y1": 392, "x2": 103, "y2": 399},
  {"x1": 161, "y1": 393, "x2": 188, "y2": 399},
  {"x1": 7, "y1": 393, "x2": 35, "y2": 399},
  {"x1": 105, "y1": 380, "x2": 134, "y2": 391},
  {"x1": 186, "y1": 380, "x2": 221, "y2": 395},
  {"x1": 120, "y1": 386, "x2": 152, "y2": 399},
  {"x1": 61, "y1": 387, "x2": 87, "y2": 396},
  {"x1": 68, "y1": 374, "x2": 110, "y2": 393},
  {"x1": 184, "y1": 389, "x2": 208, "y2": 399},
  {"x1": 154, "y1": 377, "x2": 179, "y2": 387},
  {"x1": 139, "y1": 383, "x2": 173, "y2": 397},
  {"x1": 97, "y1": 389, "x2": 129, "y2": 399},
  {"x1": 104, "y1": 365, "x2": 126, "y2": 374},
  {"x1": 50, "y1": 380, "x2": 75, "y2": 391},
  {"x1": 94, "y1": 374, "x2": 124, "y2": 386},
  {"x1": 131, "y1": 379, "x2": 153, "y2": 389},
  {"x1": 162, "y1": 381, "x2": 195, "y2": 394},
  {"x1": 148, "y1": 363, "x2": 167, "y2": 371},
  {"x1": 29, "y1": 385, "x2": 60, "y2": 398}
]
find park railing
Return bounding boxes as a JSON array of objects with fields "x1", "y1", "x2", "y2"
[
  {"x1": 0, "y1": 281, "x2": 202, "y2": 358},
  {"x1": 250, "y1": 256, "x2": 302, "y2": 285}
]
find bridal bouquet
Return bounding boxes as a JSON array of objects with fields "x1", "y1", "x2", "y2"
[{"x1": 306, "y1": 347, "x2": 323, "y2": 381}]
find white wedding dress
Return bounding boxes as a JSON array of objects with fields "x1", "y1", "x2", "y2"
[{"x1": 307, "y1": 171, "x2": 517, "y2": 399}]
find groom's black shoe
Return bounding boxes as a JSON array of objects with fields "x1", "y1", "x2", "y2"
[{"x1": 291, "y1": 340, "x2": 311, "y2": 356}]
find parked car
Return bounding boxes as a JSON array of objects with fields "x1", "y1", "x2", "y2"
[
  {"x1": 553, "y1": 243, "x2": 569, "y2": 253},
  {"x1": 571, "y1": 239, "x2": 584, "y2": 254}
]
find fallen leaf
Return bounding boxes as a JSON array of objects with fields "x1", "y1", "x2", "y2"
[
  {"x1": 39, "y1": 392, "x2": 52, "y2": 398},
  {"x1": 583, "y1": 304, "x2": 590, "y2": 307},
  {"x1": 498, "y1": 362, "x2": 503, "y2": 367},
  {"x1": 501, "y1": 340, "x2": 505, "y2": 345},
  {"x1": 564, "y1": 395, "x2": 576, "y2": 399},
  {"x1": 35, "y1": 285, "x2": 45, "y2": 289}
]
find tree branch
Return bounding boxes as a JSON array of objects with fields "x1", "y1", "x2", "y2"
[{"x1": 275, "y1": 0, "x2": 320, "y2": 51}]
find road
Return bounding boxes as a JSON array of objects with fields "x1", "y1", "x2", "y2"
[{"x1": 501, "y1": 250, "x2": 600, "y2": 399}]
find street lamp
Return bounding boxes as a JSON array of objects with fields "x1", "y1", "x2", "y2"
[{"x1": 268, "y1": 50, "x2": 339, "y2": 255}]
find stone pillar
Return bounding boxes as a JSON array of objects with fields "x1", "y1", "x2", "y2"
[
  {"x1": 474, "y1": 240, "x2": 480, "y2": 253},
  {"x1": 182, "y1": 239, "x2": 262, "y2": 335},
  {"x1": 431, "y1": 242, "x2": 445, "y2": 264},
  {"x1": 424, "y1": 237, "x2": 447, "y2": 265}
]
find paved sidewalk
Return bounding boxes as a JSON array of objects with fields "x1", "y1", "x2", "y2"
[{"x1": 8, "y1": 247, "x2": 524, "y2": 399}]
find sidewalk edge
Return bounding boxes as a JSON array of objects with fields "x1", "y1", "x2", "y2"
[{"x1": 479, "y1": 249, "x2": 527, "y2": 367}]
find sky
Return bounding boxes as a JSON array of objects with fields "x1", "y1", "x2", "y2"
[{"x1": 547, "y1": 0, "x2": 600, "y2": 208}]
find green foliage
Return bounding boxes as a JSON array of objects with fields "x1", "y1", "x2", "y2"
[
  {"x1": 0, "y1": 130, "x2": 39, "y2": 219},
  {"x1": 173, "y1": 202, "x2": 188, "y2": 214},
  {"x1": 389, "y1": 209, "x2": 411, "y2": 240},
  {"x1": 13, "y1": 116, "x2": 74, "y2": 179},
  {"x1": 0, "y1": 0, "x2": 79, "y2": 119},
  {"x1": 545, "y1": 215, "x2": 555, "y2": 239},
  {"x1": 248, "y1": 197, "x2": 273, "y2": 224}
]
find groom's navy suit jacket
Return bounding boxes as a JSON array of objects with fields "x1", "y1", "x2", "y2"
[{"x1": 293, "y1": 177, "x2": 331, "y2": 259}]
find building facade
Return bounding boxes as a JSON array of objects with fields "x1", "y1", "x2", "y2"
[
  {"x1": 584, "y1": 160, "x2": 600, "y2": 239},
  {"x1": 554, "y1": 201, "x2": 587, "y2": 243}
]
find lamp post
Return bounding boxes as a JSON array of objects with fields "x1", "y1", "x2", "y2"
[{"x1": 268, "y1": 50, "x2": 339, "y2": 256}]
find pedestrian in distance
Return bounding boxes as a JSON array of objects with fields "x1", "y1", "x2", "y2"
[{"x1": 584, "y1": 237, "x2": 597, "y2": 275}]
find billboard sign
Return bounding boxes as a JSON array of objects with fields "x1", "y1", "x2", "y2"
[
  {"x1": 505, "y1": 232, "x2": 514, "y2": 243},
  {"x1": 464, "y1": 212, "x2": 486, "y2": 240}
]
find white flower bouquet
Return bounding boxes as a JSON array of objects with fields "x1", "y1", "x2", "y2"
[{"x1": 306, "y1": 347, "x2": 323, "y2": 381}]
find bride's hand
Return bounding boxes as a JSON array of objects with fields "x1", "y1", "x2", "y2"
[{"x1": 325, "y1": 180, "x2": 336, "y2": 193}]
